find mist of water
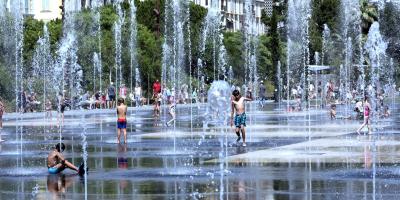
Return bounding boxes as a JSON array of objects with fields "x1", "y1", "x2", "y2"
[
  {"x1": 114, "y1": 2, "x2": 124, "y2": 95},
  {"x1": 129, "y1": 0, "x2": 138, "y2": 92}
]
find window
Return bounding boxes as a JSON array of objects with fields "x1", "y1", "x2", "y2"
[
  {"x1": 24, "y1": 0, "x2": 34, "y2": 14},
  {"x1": 42, "y1": 0, "x2": 49, "y2": 11}
]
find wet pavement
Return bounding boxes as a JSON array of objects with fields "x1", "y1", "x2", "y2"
[{"x1": 0, "y1": 102, "x2": 399, "y2": 199}]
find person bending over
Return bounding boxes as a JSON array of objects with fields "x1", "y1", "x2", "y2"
[{"x1": 47, "y1": 143, "x2": 82, "y2": 175}]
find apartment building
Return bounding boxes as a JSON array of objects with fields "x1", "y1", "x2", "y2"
[{"x1": 192, "y1": 0, "x2": 273, "y2": 35}]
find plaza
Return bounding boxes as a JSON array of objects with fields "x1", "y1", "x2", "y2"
[{"x1": 0, "y1": 0, "x2": 399, "y2": 199}]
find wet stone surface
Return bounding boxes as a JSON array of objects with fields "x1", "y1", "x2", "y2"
[{"x1": 0, "y1": 102, "x2": 400, "y2": 199}]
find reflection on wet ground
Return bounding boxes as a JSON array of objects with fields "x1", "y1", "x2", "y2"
[{"x1": 0, "y1": 102, "x2": 399, "y2": 199}]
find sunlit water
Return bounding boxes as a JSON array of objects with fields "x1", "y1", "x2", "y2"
[{"x1": 0, "y1": 101, "x2": 399, "y2": 199}]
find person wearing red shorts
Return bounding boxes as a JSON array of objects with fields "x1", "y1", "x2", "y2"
[{"x1": 117, "y1": 98, "x2": 127, "y2": 144}]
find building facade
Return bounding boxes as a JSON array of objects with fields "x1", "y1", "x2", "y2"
[
  {"x1": 4, "y1": 0, "x2": 62, "y2": 21},
  {"x1": 192, "y1": 0, "x2": 273, "y2": 35}
]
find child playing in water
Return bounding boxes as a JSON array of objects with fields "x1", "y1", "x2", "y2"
[
  {"x1": 230, "y1": 89, "x2": 253, "y2": 147},
  {"x1": 117, "y1": 98, "x2": 128, "y2": 144},
  {"x1": 357, "y1": 96, "x2": 372, "y2": 135},
  {"x1": 47, "y1": 143, "x2": 84, "y2": 175},
  {"x1": 45, "y1": 100, "x2": 52, "y2": 119},
  {"x1": 153, "y1": 93, "x2": 162, "y2": 117},
  {"x1": 166, "y1": 97, "x2": 176, "y2": 127},
  {"x1": 330, "y1": 104, "x2": 336, "y2": 120}
]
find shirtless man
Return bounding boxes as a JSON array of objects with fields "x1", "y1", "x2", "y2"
[
  {"x1": 47, "y1": 143, "x2": 81, "y2": 175},
  {"x1": 230, "y1": 89, "x2": 253, "y2": 147},
  {"x1": 117, "y1": 98, "x2": 128, "y2": 144}
]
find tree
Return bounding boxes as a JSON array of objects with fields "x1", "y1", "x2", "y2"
[
  {"x1": 309, "y1": 0, "x2": 340, "y2": 57},
  {"x1": 261, "y1": 0, "x2": 287, "y2": 101},
  {"x1": 360, "y1": 0, "x2": 378, "y2": 34}
]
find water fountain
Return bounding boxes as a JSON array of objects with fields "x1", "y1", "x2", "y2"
[
  {"x1": 228, "y1": 66, "x2": 234, "y2": 84},
  {"x1": 277, "y1": 61, "x2": 282, "y2": 106},
  {"x1": 197, "y1": 0, "x2": 228, "y2": 82},
  {"x1": 206, "y1": 79, "x2": 231, "y2": 198},
  {"x1": 114, "y1": 1, "x2": 124, "y2": 96},
  {"x1": 129, "y1": 0, "x2": 138, "y2": 95},
  {"x1": 321, "y1": 24, "x2": 330, "y2": 66},
  {"x1": 93, "y1": 0, "x2": 103, "y2": 92},
  {"x1": 162, "y1": 0, "x2": 191, "y2": 134},
  {"x1": 286, "y1": 0, "x2": 311, "y2": 108},
  {"x1": 340, "y1": 0, "x2": 363, "y2": 113},
  {"x1": 365, "y1": 22, "x2": 387, "y2": 128},
  {"x1": 388, "y1": 58, "x2": 395, "y2": 110},
  {"x1": 244, "y1": 0, "x2": 259, "y2": 91},
  {"x1": 93, "y1": 52, "x2": 102, "y2": 92},
  {"x1": 32, "y1": 24, "x2": 53, "y2": 112},
  {"x1": 80, "y1": 114, "x2": 88, "y2": 200},
  {"x1": 9, "y1": 0, "x2": 25, "y2": 170}
]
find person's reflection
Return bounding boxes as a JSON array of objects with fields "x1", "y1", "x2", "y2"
[
  {"x1": 237, "y1": 179, "x2": 246, "y2": 200},
  {"x1": 117, "y1": 143, "x2": 129, "y2": 190},
  {"x1": 363, "y1": 136, "x2": 372, "y2": 169},
  {"x1": 234, "y1": 146, "x2": 247, "y2": 167},
  {"x1": 47, "y1": 174, "x2": 74, "y2": 199},
  {"x1": 153, "y1": 116, "x2": 161, "y2": 127},
  {"x1": 233, "y1": 149, "x2": 247, "y2": 200},
  {"x1": 117, "y1": 143, "x2": 128, "y2": 169}
]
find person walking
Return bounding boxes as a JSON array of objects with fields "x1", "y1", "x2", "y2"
[
  {"x1": 108, "y1": 82, "x2": 116, "y2": 108},
  {"x1": 258, "y1": 80, "x2": 266, "y2": 108},
  {"x1": 0, "y1": 97, "x2": 4, "y2": 129},
  {"x1": 357, "y1": 96, "x2": 372, "y2": 135},
  {"x1": 230, "y1": 89, "x2": 253, "y2": 147}
]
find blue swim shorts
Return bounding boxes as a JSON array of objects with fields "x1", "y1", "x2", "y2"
[
  {"x1": 234, "y1": 113, "x2": 247, "y2": 128},
  {"x1": 48, "y1": 166, "x2": 64, "y2": 174}
]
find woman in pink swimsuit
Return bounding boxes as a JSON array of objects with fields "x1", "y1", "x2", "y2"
[{"x1": 357, "y1": 96, "x2": 371, "y2": 135}]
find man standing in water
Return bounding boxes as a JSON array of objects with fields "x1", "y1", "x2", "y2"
[
  {"x1": 117, "y1": 98, "x2": 128, "y2": 144},
  {"x1": 47, "y1": 143, "x2": 84, "y2": 175},
  {"x1": 108, "y1": 82, "x2": 116, "y2": 109},
  {"x1": 230, "y1": 89, "x2": 253, "y2": 147}
]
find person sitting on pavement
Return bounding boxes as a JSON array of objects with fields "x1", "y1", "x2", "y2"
[{"x1": 47, "y1": 143, "x2": 84, "y2": 175}]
